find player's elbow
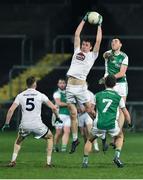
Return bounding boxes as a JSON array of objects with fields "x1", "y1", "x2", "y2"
[
  {"x1": 75, "y1": 33, "x2": 80, "y2": 39},
  {"x1": 8, "y1": 108, "x2": 14, "y2": 114}
]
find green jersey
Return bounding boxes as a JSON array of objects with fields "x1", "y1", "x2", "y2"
[
  {"x1": 95, "y1": 88, "x2": 125, "y2": 130},
  {"x1": 104, "y1": 50, "x2": 128, "y2": 83},
  {"x1": 53, "y1": 89, "x2": 70, "y2": 115}
]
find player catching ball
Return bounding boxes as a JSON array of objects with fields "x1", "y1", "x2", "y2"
[{"x1": 66, "y1": 12, "x2": 103, "y2": 153}]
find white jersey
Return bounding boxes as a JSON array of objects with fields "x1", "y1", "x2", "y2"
[
  {"x1": 14, "y1": 88, "x2": 49, "y2": 126},
  {"x1": 67, "y1": 47, "x2": 98, "y2": 80}
]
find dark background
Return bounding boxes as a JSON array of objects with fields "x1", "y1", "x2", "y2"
[{"x1": 0, "y1": 0, "x2": 143, "y2": 129}]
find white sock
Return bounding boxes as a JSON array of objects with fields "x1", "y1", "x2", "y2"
[
  {"x1": 12, "y1": 153, "x2": 17, "y2": 162},
  {"x1": 94, "y1": 142, "x2": 99, "y2": 151},
  {"x1": 72, "y1": 133, "x2": 78, "y2": 141},
  {"x1": 47, "y1": 156, "x2": 51, "y2": 165}
]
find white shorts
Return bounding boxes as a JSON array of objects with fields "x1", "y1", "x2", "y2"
[
  {"x1": 78, "y1": 112, "x2": 93, "y2": 127},
  {"x1": 19, "y1": 123, "x2": 48, "y2": 139},
  {"x1": 54, "y1": 114, "x2": 71, "y2": 129},
  {"x1": 113, "y1": 82, "x2": 128, "y2": 97},
  {"x1": 66, "y1": 84, "x2": 90, "y2": 104},
  {"x1": 91, "y1": 120, "x2": 120, "y2": 138}
]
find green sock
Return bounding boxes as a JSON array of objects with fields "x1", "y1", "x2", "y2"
[
  {"x1": 61, "y1": 144, "x2": 67, "y2": 152},
  {"x1": 53, "y1": 144, "x2": 59, "y2": 151},
  {"x1": 115, "y1": 149, "x2": 121, "y2": 158},
  {"x1": 83, "y1": 155, "x2": 88, "y2": 164}
]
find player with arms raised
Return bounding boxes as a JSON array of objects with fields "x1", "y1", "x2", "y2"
[{"x1": 66, "y1": 12, "x2": 103, "y2": 153}]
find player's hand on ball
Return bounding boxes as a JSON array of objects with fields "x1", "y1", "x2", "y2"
[
  {"x1": 98, "y1": 15, "x2": 103, "y2": 26},
  {"x1": 1, "y1": 123, "x2": 10, "y2": 132},
  {"x1": 83, "y1": 12, "x2": 90, "y2": 21}
]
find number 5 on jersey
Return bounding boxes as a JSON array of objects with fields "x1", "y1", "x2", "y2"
[{"x1": 26, "y1": 98, "x2": 35, "y2": 111}]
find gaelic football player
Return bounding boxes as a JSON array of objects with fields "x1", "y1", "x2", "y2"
[
  {"x1": 2, "y1": 76, "x2": 60, "y2": 167},
  {"x1": 66, "y1": 12, "x2": 102, "y2": 153}
]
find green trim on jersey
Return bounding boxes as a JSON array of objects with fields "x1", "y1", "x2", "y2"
[
  {"x1": 95, "y1": 89, "x2": 121, "y2": 130},
  {"x1": 106, "y1": 50, "x2": 128, "y2": 83},
  {"x1": 54, "y1": 89, "x2": 70, "y2": 115}
]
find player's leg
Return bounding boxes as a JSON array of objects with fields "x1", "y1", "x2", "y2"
[
  {"x1": 82, "y1": 132, "x2": 98, "y2": 168},
  {"x1": 82, "y1": 124, "x2": 102, "y2": 168},
  {"x1": 86, "y1": 122, "x2": 99, "y2": 152},
  {"x1": 85, "y1": 114, "x2": 99, "y2": 152},
  {"x1": 78, "y1": 113, "x2": 88, "y2": 143},
  {"x1": 113, "y1": 96, "x2": 126, "y2": 150},
  {"x1": 109, "y1": 123, "x2": 124, "y2": 168},
  {"x1": 67, "y1": 103, "x2": 78, "y2": 141},
  {"x1": 112, "y1": 82, "x2": 127, "y2": 149},
  {"x1": 113, "y1": 134, "x2": 124, "y2": 168},
  {"x1": 61, "y1": 115, "x2": 71, "y2": 152},
  {"x1": 43, "y1": 130, "x2": 53, "y2": 166},
  {"x1": 67, "y1": 103, "x2": 79, "y2": 153},
  {"x1": 101, "y1": 132, "x2": 109, "y2": 153},
  {"x1": 61, "y1": 126, "x2": 70, "y2": 152},
  {"x1": 53, "y1": 127, "x2": 62, "y2": 152},
  {"x1": 8, "y1": 133, "x2": 25, "y2": 167},
  {"x1": 84, "y1": 102, "x2": 93, "y2": 118}
]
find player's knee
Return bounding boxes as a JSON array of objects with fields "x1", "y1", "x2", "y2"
[
  {"x1": 117, "y1": 131, "x2": 124, "y2": 139},
  {"x1": 70, "y1": 111, "x2": 77, "y2": 119},
  {"x1": 15, "y1": 136, "x2": 24, "y2": 145},
  {"x1": 45, "y1": 131, "x2": 53, "y2": 139},
  {"x1": 64, "y1": 127, "x2": 70, "y2": 134},
  {"x1": 56, "y1": 129, "x2": 62, "y2": 136},
  {"x1": 88, "y1": 134, "x2": 97, "y2": 143}
]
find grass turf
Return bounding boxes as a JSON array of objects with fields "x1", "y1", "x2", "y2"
[{"x1": 0, "y1": 131, "x2": 143, "y2": 179}]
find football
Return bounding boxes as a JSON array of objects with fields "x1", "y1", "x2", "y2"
[{"x1": 88, "y1": 11, "x2": 101, "y2": 25}]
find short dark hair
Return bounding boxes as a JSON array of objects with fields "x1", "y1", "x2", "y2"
[
  {"x1": 82, "y1": 38, "x2": 93, "y2": 47},
  {"x1": 112, "y1": 37, "x2": 122, "y2": 43},
  {"x1": 26, "y1": 76, "x2": 36, "y2": 88},
  {"x1": 105, "y1": 75, "x2": 116, "y2": 88},
  {"x1": 58, "y1": 78, "x2": 66, "y2": 82}
]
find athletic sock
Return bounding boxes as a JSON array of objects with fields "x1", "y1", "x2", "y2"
[
  {"x1": 61, "y1": 144, "x2": 67, "y2": 152},
  {"x1": 115, "y1": 149, "x2": 121, "y2": 159},
  {"x1": 47, "y1": 156, "x2": 51, "y2": 165},
  {"x1": 83, "y1": 155, "x2": 89, "y2": 164},
  {"x1": 72, "y1": 133, "x2": 78, "y2": 141},
  {"x1": 102, "y1": 137, "x2": 106, "y2": 145},
  {"x1": 12, "y1": 153, "x2": 17, "y2": 162}
]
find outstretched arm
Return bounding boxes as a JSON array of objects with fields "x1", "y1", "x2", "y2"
[
  {"x1": 2, "y1": 102, "x2": 18, "y2": 131},
  {"x1": 74, "y1": 13, "x2": 89, "y2": 49},
  {"x1": 74, "y1": 20, "x2": 85, "y2": 49},
  {"x1": 46, "y1": 100, "x2": 62, "y2": 123},
  {"x1": 93, "y1": 25, "x2": 102, "y2": 53},
  {"x1": 5, "y1": 103, "x2": 18, "y2": 124}
]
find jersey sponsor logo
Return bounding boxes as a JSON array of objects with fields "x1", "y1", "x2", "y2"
[{"x1": 76, "y1": 52, "x2": 85, "y2": 61}]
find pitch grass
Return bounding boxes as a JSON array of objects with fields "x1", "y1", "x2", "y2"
[{"x1": 0, "y1": 131, "x2": 143, "y2": 179}]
